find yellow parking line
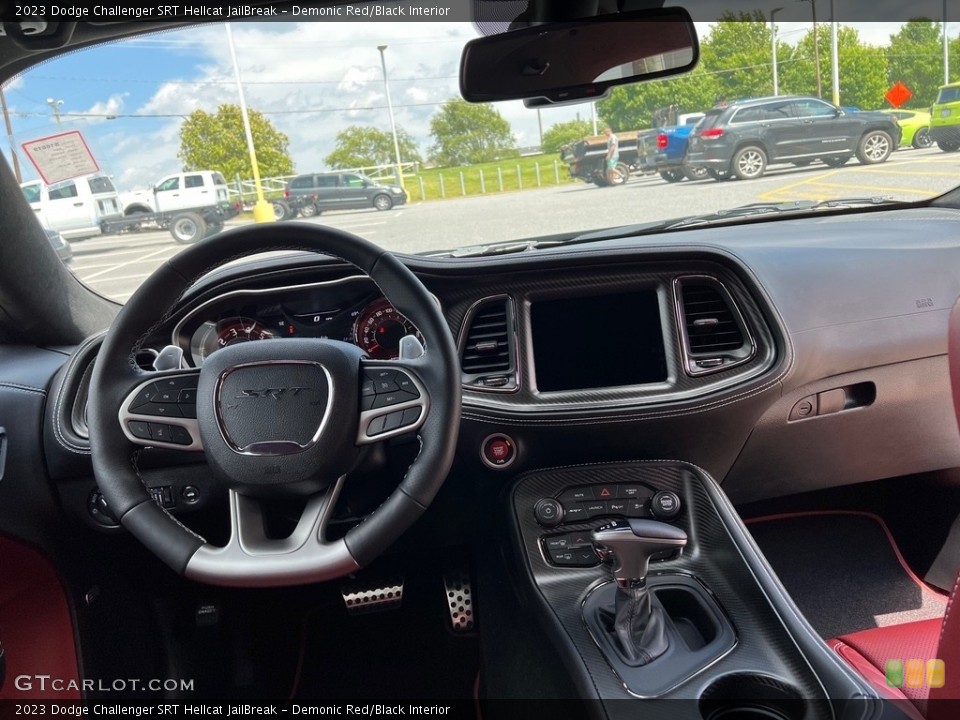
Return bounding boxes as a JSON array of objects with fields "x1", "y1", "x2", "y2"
[
  {"x1": 852, "y1": 168, "x2": 960, "y2": 177},
  {"x1": 755, "y1": 169, "x2": 841, "y2": 201},
  {"x1": 807, "y1": 181, "x2": 938, "y2": 196}
]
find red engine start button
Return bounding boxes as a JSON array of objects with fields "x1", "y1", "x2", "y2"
[{"x1": 481, "y1": 433, "x2": 516, "y2": 469}]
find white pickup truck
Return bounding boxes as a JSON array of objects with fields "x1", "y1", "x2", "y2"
[
  {"x1": 20, "y1": 174, "x2": 123, "y2": 240},
  {"x1": 107, "y1": 170, "x2": 239, "y2": 244}
]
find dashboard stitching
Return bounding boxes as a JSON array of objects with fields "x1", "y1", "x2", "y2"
[
  {"x1": 52, "y1": 331, "x2": 107, "y2": 455},
  {"x1": 0, "y1": 382, "x2": 45, "y2": 394}
]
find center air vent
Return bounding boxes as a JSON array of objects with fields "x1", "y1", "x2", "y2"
[
  {"x1": 459, "y1": 297, "x2": 518, "y2": 391},
  {"x1": 676, "y1": 277, "x2": 754, "y2": 375}
]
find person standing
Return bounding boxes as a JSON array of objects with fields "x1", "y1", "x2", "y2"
[{"x1": 604, "y1": 127, "x2": 621, "y2": 185}]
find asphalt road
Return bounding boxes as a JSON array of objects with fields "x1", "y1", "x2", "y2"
[{"x1": 68, "y1": 146, "x2": 960, "y2": 302}]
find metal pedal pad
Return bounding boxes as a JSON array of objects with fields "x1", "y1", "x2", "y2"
[
  {"x1": 340, "y1": 578, "x2": 404, "y2": 615},
  {"x1": 443, "y1": 570, "x2": 476, "y2": 633}
]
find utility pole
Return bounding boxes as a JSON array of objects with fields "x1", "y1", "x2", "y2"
[
  {"x1": 47, "y1": 97, "x2": 63, "y2": 125},
  {"x1": 801, "y1": 0, "x2": 823, "y2": 98},
  {"x1": 771, "y1": 8, "x2": 783, "y2": 96},
  {"x1": 0, "y1": 86, "x2": 22, "y2": 182},
  {"x1": 378, "y1": 45, "x2": 404, "y2": 189}
]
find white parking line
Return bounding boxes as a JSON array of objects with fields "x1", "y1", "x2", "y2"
[{"x1": 81, "y1": 245, "x2": 181, "y2": 282}]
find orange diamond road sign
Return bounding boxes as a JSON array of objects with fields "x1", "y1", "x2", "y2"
[{"x1": 885, "y1": 82, "x2": 913, "y2": 108}]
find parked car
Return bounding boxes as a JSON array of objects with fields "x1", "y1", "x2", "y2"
[
  {"x1": 881, "y1": 109, "x2": 933, "y2": 149},
  {"x1": 20, "y1": 173, "x2": 122, "y2": 240},
  {"x1": 636, "y1": 112, "x2": 708, "y2": 183},
  {"x1": 44, "y1": 227, "x2": 72, "y2": 264},
  {"x1": 5, "y1": 9, "x2": 960, "y2": 719},
  {"x1": 684, "y1": 95, "x2": 901, "y2": 180},
  {"x1": 284, "y1": 172, "x2": 407, "y2": 215},
  {"x1": 929, "y1": 82, "x2": 960, "y2": 151}
]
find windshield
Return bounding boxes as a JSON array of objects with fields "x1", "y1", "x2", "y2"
[{"x1": 2, "y1": 16, "x2": 959, "y2": 301}]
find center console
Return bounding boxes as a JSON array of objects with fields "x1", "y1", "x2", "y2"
[{"x1": 509, "y1": 461, "x2": 913, "y2": 720}]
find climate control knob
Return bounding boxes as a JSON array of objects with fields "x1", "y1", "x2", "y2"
[
  {"x1": 534, "y1": 498, "x2": 564, "y2": 527},
  {"x1": 650, "y1": 491, "x2": 681, "y2": 520}
]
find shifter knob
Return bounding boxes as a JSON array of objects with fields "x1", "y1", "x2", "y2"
[{"x1": 592, "y1": 518, "x2": 688, "y2": 588}]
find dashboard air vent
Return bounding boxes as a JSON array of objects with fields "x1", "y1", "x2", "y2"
[
  {"x1": 676, "y1": 277, "x2": 754, "y2": 375},
  {"x1": 459, "y1": 297, "x2": 517, "y2": 391}
]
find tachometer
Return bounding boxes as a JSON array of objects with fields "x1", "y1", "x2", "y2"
[
  {"x1": 192, "y1": 317, "x2": 274, "y2": 364},
  {"x1": 353, "y1": 299, "x2": 422, "y2": 359}
]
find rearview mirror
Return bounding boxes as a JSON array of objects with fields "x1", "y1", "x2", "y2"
[{"x1": 459, "y1": 8, "x2": 699, "y2": 105}]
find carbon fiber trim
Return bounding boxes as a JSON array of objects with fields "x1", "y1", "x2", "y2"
[{"x1": 510, "y1": 461, "x2": 832, "y2": 710}]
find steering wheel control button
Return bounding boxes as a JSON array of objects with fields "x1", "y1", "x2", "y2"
[
  {"x1": 87, "y1": 490, "x2": 120, "y2": 528},
  {"x1": 361, "y1": 379, "x2": 376, "y2": 397},
  {"x1": 138, "y1": 403, "x2": 183, "y2": 418},
  {"x1": 367, "y1": 369, "x2": 399, "y2": 393},
  {"x1": 178, "y1": 389, "x2": 196, "y2": 404},
  {"x1": 480, "y1": 433, "x2": 516, "y2": 469},
  {"x1": 372, "y1": 390, "x2": 416, "y2": 409},
  {"x1": 367, "y1": 415, "x2": 387, "y2": 436},
  {"x1": 651, "y1": 491, "x2": 682, "y2": 520},
  {"x1": 394, "y1": 373, "x2": 420, "y2": 397},
  {"x1": 534, "y1": 498, "x2": 563, "y2": 527},
  {"x1": 129, "y1": 385, "x2": 160, "y2": 409},
  {"x1": 382, "y1": 411, "x2": 404, "y2": 433},
  {"x1": 128, "y1": 421, "x2": 152, "y2": 440}
]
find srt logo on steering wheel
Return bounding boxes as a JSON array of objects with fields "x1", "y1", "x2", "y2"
[{"x1": 236, "y1": 387, "x2": 310, "y2": 400}]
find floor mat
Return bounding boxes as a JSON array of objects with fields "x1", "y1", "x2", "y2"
[{"x1": 746, "y1": 511, "x2": 947, "y2": 640}]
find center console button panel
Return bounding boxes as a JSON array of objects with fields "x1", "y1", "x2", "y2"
[{"x1": 535, "y1": 482, "x2": 679, "y2": 527}]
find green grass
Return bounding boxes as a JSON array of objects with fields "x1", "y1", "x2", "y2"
[{"x1": 407, "y1": 154, "x2": 577, "y2": 201}]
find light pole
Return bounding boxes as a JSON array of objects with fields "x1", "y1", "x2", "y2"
[
  {"x1": 770, "y1": 7, "x2": 783, "y2": 96},
  {"x1": 377, "y1": 45, "x2": 404, "y2": 189},
  {"x1": 225, "y1": 24, "x2": 272, "y2": 223},
  {"x1": 800, "y1": 0, "x2": 823, "y2": 98},
  {"x1": 1, "y1": 86, "x2": 22, "y2": 182},
  {"x1": 944, "y1": 0, "x2": 950, "y2": 86},
  {"x1": 47, "y1": 97, "x2": 63, "y2": 125}
]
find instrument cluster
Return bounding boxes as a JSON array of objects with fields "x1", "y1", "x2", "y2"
[{"x1": 173, "y1": 278, "x2": 424, "y2": 367}]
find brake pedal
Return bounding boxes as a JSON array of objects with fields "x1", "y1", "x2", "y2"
[
  {"x1": 340, "y1": 578, "x2": 404, "y2": 615},
  {"x1": 443, "y1": 570, "x2": 476, "y2": 633}
]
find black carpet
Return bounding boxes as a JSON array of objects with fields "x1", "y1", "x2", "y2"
[{"x1": 746, "y1": 512, "x2": 947, "y2": 640}]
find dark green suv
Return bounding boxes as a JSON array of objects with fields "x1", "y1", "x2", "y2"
[{"x1": 283, "y1": 171, "x2": 408, "y2": 216}]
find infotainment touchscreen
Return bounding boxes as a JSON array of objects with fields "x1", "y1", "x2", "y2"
[{"x1": 530, "y1": 291, "x2": 667, "y2": 392}]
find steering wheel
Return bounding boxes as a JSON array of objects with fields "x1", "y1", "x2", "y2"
[{"x1": 86, "y1": 223, "x2": 461, "y2": 587}]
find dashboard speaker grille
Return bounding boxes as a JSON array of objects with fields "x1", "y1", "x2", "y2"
[{"x1": 681, "y1": 284, "x2": 745, "y2": 353}]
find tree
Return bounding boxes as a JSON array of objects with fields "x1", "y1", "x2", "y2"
[
  {"x1": 541, "y1": 120, "x2": 594, "y2": 153},
  {"x1": 598, "y1": 15, "x2": 783, "y2": 130},
  {"x1": 178, "y1": 104, "x2": 293, "y2": 180},
  {"x1": 428, "y1": 99, "x2": 517, "y2": 166},
  {"x1": 886, "y1": 21, "x2": 943, "y2": 108},
  {"x1": 325, "y1": 125, "x2": 422, "y2": 170},
  {"x1": 780, "y1": 26, "x2": 888, "y2": 110}
]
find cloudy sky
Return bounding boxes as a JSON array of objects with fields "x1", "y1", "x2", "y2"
[{"x1": 2, "y1": 19, "x2": 957, "y2": 190}]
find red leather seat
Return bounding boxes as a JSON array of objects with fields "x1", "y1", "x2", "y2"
[{"x1": 829, "y1": 297, "x2": 960, "y2": 718}]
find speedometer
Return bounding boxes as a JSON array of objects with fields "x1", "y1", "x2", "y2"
[
  {"x1": 192, "y1": 317, "x2": 274, "y2": 365},
  {"x1": 353, "y1": 299, "x2": 422, "y2": 359}
]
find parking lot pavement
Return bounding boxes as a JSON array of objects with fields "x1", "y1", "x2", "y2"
[{"x1": 69, "y1": 147, "x2": 960, "y2": 303}]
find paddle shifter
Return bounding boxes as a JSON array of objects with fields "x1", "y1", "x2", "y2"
[{"x1": 592, "y1": 519, "x2": 688, "y2": 665}]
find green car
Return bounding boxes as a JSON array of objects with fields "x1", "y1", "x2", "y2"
[
  {"x1": 929, "y1": 82, "x2": 960, "y2": 151},
  {"x1": 881, "y1": 109, "x2": 932, "y2": 149}
]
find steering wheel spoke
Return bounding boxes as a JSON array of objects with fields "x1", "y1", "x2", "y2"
[
  {"x1": 120, "y1": 369, "x2": 203, "y2": 451},
  {"x1": 185, "y1": 478, "x2": 359, "y2": 587},
  {"x1": 357, "y1": 357, "x2": 430, "y2": 445}
]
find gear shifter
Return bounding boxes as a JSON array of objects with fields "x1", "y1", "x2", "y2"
[{"x1": 592, "y1": 519, "x2": 688, "y2": 665}]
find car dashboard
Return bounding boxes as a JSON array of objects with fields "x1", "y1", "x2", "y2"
[{"x1": 5, "y1": 204, "x2": 960, "y2": 713}]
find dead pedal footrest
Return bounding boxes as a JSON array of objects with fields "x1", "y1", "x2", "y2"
[
  {"x1": 443, "y1": 570, "x2": 476, "y2": 632},
  {"x1": 340, "y1": 578, "x2": 404, "y2": 615}
]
